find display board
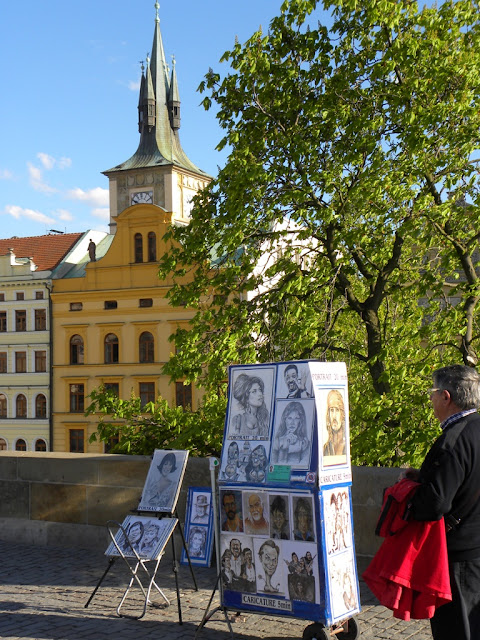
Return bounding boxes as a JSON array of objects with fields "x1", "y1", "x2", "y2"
[
  {"x1": 218, "y1": 361, "x2": 360, "y2": 626},
  {"x1": 105, "y1": 515, "x2": 178, "y2": 560},
  {"x1": 180, "y1": 486, "x2": 215, "y2": 567}
]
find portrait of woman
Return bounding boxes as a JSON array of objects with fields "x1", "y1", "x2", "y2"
[
  {"x1": 229, "y1": 373, "x2": 270, "y2": 439},
  {"x1": 120, "y1": 520, "x2": 144, "y2": 554},
  {"x1": 138, "y1": 449, "x2": 188, "y2": 513},
  {"x1": 244, "y1": 444, "x2": 268, "y2": 483},
  {"x1": 271, "y1": 401, "x2": 311, "y2": 466}
]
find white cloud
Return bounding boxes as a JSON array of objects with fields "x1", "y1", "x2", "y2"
[
  {"x1": 37, "y1": 152, "x2": 55, "y2": 170},
  {"x1": 92, "y1": 207, "x2": 110, "y2": 220},
  {"x1": 3, "y1": 205, "x2": 55, "y2": 224},
  {"x1": 37, "y1": 152, "x2": 72, "y2": 171},
  {"x1": 0, "y1": 169, "x2": 13, "y2": 180},
  {"x1": 129, "y1": 79, "x2": 141, "y2": 91},
  {"x1": 27, "y1": 163, "x2": 57, "y2": 194},
  {"x1": 66, "y1": 187, "x2": 109, "y2": 207},
  {"x1": 56, "y1": 209, "x2": 74, "y2": 222}
]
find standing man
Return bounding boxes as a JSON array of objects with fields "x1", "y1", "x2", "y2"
[{"x1": 410, "y1": 365, "x2": 480, "y2": 640}]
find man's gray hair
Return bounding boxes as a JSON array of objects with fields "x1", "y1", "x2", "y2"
[{"x1": 433, "y1": 365, "x2": 480, "y2": 410}]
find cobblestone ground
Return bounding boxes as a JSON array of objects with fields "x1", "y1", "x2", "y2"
[{"x1": 0, "y1": 541, "x2": 432, "y2": 639}]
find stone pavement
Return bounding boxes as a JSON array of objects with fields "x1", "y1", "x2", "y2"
[{"x1": 0, "y1": 540, "x2": 432, "y2": 640}]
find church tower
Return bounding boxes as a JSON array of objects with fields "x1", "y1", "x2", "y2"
[{"x1": 103, "y1": 2, "x2": 211, "y2": 232}]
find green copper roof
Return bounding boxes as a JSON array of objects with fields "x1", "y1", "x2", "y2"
[{"x1": 104, "y1": 16, "x2": 209, "y2": 177}]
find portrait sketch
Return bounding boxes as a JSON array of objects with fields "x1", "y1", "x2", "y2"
[
  {"x1": 180, "y1": 486, "x2": 214, "y2": 567},
  {"x1": 292, "y1": 495, "x2": 316, "y2": 542},
  {"x1": 105, "y1": 515, "x2": 177, "y2": 560},
  {"x1": 278, "y1": 363, "x2": 313, "y2": 399},
  {"x1": 220, "y1": 534, "x2": 256, "y2": 593},
  {"x1": 243, "y1": 491, "x2": 270, "y2": 536},
  {"x1": 271, "y1": 400, "x2": 314, "y2": 468},
  {"x1": 253, "y1": 537, "x2": 284, "y2": 595},
  {"x1": 323, "y1": 488, "x2": 352, "y2": 555},
  {"x1": 269, "y1": 494, "x2": 290, "y2": 540},
  {"x1": 226, "y1": 367, "x2": 275, "y2": 441},
  {"x1": 220, "y1": 489, "x2": 244, "y2": 533},
  {"x1": 137, "y1": 449, "x2": 189, "y2": 513},
  {"x1": 321, "y1": 389, "x2": 348, "y2": 467},
  {"x1": 328, "y1": 550, "x2": 359, "y2": 620},
  {"x1": 283, "y1": 540, "x2": 319, "y2": 604}
]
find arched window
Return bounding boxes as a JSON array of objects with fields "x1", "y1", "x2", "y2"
[
  {"x1": 0, "y1": 394, "x2": 6, "y2": 418},
  {"x1": 139, "y1": 331, "x2": 154, "y2": 363},
  {"x1": 147, "y1": 232, "x2": 157, "y2": 262},
  {"x1": 0, "y1": 438, "x2": 7, "y2": 450},
  {"x1": 15, "y1": 438, "x2": 27, "y2": 451},
  {"x1": 70, "y1": 334, "x2": 84, "y2": 364},
  {"x1": 134, "y1": 233, "x2": 143, "y2": 263},
  {"x1": 35, "y1": 439, "x2": 47, "y2": 452},
  {"x1": 104, "y1": 333, "x2": 119, "y2": 364},
  {"x1": 16, "y1": 394, "x2": 27, "y2": 418},
  {"x1": 35, "y1": 394, "x2": 47, "y2": 418}
]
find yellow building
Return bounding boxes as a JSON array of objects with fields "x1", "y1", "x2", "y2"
[{"x1": 51, "y1": 6, "x2": 210, "y2": 452}]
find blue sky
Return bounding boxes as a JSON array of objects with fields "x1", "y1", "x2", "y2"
[{"x1": 0, "y1": 0, "x2": 302, "y2": 238}]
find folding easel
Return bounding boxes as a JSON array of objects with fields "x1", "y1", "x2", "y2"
[{"x1": 85, "y1": 449, "x2": 198, "y2": 623}]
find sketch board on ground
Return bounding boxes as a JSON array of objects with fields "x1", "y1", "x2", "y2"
[
  {"x1": 137, "y1": 449, "x2": 189, "y2": 513},
  {"x1": 105, "y1": 515, "x2": 178, "y2": 560},
  {"x1": 180, "y1": 486, "x2": 215, "y2": 567},
  {"x1": 218, "y1": 361, "x2": 360, "y2": 626}
]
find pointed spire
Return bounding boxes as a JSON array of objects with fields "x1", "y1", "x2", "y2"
[{"x1": 104, "y1": 1, "x2": 208, "y2": 176}]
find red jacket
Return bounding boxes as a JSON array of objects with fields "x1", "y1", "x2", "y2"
[{"x1": 362, "y1": 479, "x2": 451, "y2": 621}]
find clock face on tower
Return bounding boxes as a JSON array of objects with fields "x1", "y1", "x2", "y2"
[{"x1": 131, "y1": 190, "x2": 153, "y2": 205}]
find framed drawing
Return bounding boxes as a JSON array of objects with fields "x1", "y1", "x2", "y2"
[
  {"x1": 105, "y1": 514, "x2": 177, "y2": 560},
  {"x1": 180, "y1": 487, "x2": 214, "y2": 567},
  {"x1": 137, "y1": 449, "x2": 189, "y2": 513}
]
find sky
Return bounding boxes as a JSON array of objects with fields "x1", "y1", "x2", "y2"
[{"x1": 0, "y1": 0, "x2": 306, "y2": 239}]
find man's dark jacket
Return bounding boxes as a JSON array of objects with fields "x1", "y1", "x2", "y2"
[{"x1": 411, "y1": 412, "x2": 480, "y2": 561}]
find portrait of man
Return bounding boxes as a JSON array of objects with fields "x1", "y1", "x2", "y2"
[
  {"x1": 293, "y1": 496, "x2": 315, "y2": 542},
  {"x1": 221, "y1": 490, "x2": 243, "y2": 533},
  {"x1": 240, "y1": 547, "x2": 256, "y2": 593},
  {"x1": 257, "y1": 539, "x2": 282, "y2": 593},
  {"x1": 244, "y1": 492, "x2": 269, "y2": 535},
  {"x1": 323, "y1": 389, "x2": 347, "y2": 458},
  {"x1": 283, "y1": 364, "x2": 311, "y2": 399},
  {"x1": 269, "y1": 495, "x2": 289, "y2": 540},
  {"x1": 192, "y1": 493, "x2": 210, "y2": 524},
  {"x1": 188, "y1": 526, "x2": 206, "y2": 558}
]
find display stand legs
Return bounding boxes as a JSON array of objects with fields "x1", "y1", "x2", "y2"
[{"x1": 195, "y1": 572, "x2": 234, "y2": 639}]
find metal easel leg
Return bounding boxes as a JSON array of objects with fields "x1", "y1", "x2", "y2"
[
  {"x1": 175, "y1": 508, "x2": 198, "y2": 591},
  {"x1": 171, "y1": 531, "x2": 183, "y2": 625},
  {"x1": 195, "y1": 571, "x2": 235, "y2": 639},
  {"x1": 84, "y1": 556, "x2": 116, "y2": 608}
]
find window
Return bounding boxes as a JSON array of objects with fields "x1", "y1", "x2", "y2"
[
  {"x1": 35, "y1": 351, "x2": 46, "y2": 372},
  {"x1": 176, "y1": 381, "x2": 192, "y2": 409},
  {"x1": 105, "y1": 434, "x2": 120, "y2": 453},
  {"x1": 69, "y1": 429, "x2": 84, "y2": 453},
  {"x1": 16, "y1": 292, "x2": 24, "y2": 301},
  {"x1": 35, "y1": 291, "x2": 44, "y2": 300},
  {"x1": 35, "y1": 439, "x2": 47, "y2": 451},
  {"x1": 15, "y1": 438, "x2": 27, "y2": 451},
  {"x1": 104, "y1": 300, "x2": 117, "y2": 309},
  {"x1": 104, "y1": 382, "x2": 119, "y2": 396},
  {"x1": 16, "y1": 394, "x2": 27, "y2": 418},
  {"x1": 0, "y1": 293, "x2": 5, "y2": 302},
  {"x1": 0, "y1": 352, "x2": 7, "y2": 373},
  {"x1": 70, "y1": 302, "x2": 83, "y2": 311},
  {"x1": 15, "y1": 352, "x2": 26, "y2": 373},
  {"x1": 0, "y1": 311, "x2": 6, "y2": 332},
  {"x1": 0, "y1": 394, "x2": 6, "y2": 418},
  {"x1": 35, "y1": 309, "x2": 46, "y2": 330},
  {"x1": 139, "y1": 298, "x2": 153, "y2": 308},
  {"x1": 0, "y1": 438, "x2": 6, "y2": 450},
  {"x1": 35, "y1": 394, "x2": 47, "y2": 418},
  {"x1": 134, "y1": 233, "x2": 143, "y2": 263},
  {"x1": 104, "y1": 333, "x2": 119, "y2": 364},
  {"x1": 15, "y1": 310, "x2": 26, "y2": 331},
  {"x1": 148, "y1": 231, "x2": 157, "y2": 261},
  {"x1": 139, "y1": 382, "x2": 155, "y2": 408},
  {"x1": 69, "y1": 384, "x2": 85, "y2": 413},
  {"x1": 139, "y1": 332, "x2": 154, "y2": 363},
  {"x1": 70, "y1": 335, "x2": 84, "y2": 364}
]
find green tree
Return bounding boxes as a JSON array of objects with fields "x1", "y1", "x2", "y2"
[{"x1": 158, "y1": 0, "x2": 480, "y2": 467}]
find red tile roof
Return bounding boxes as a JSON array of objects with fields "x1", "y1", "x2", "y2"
[{"x1": 0, "y1": 233, "x2": 84, "y2": 272}]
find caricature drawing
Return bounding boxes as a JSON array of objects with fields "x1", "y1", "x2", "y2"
[{"x1": 230, "y1": 373, "x2": 270, "y2": 439}]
